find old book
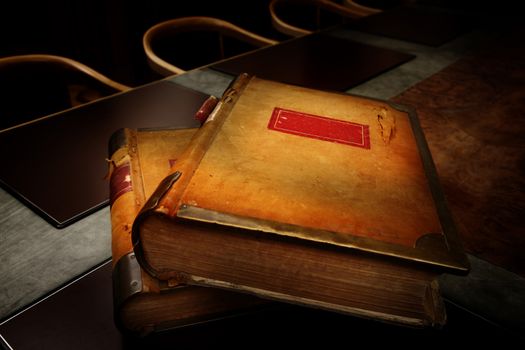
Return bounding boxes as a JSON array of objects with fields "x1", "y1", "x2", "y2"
[
  {"x1": 132, "y1": 73, "x2": 470, "y2": 328},
  {"x1": 108, "y1": 126, "x2": 264, "y2": 336}
]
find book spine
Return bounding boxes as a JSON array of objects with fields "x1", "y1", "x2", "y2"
[
  {"x1": 107, "y1": 127, "x2": 128, "y2": 163},
  {"x1": 108, "y1": 128, "x2": 143, "y2": 265},
  {"x1": 107, "y1": 128, "x2": 153, "y2": 334},
  {"x1": 132, "y1": 73, "x2": 253, "y2": 276}
]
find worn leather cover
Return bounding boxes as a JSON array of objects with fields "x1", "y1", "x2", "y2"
[
  {"x1": 109, "y1": 127, "x2": 263, "y2": 335},
  {"x1": 110, "y1": 127, "x2": 198, "y2": 266},
  {"x1": 134, "y1": 74, "x2": 468, "y2": 275}
]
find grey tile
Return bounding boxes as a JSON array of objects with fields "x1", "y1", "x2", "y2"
[
  {"x1": 0, "y1": 188, "x2": 111, "y2": 319},
  {"x1": 168, "y1": 69, "x2": 235, "y2": 98},
  {"x1": 440, "y1": 254, "x2": 525, "y2": 333}
]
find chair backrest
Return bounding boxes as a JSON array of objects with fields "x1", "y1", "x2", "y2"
[
  {"x1": 143, "y1": 16, "x2": 279, "y2": 77},
  {"x1": 0, "y1": 54, "x2": 131, "y2": 130},
  {"x1": 342, "y1": 0, "x2": 382, "y2": 15},
  {"x1": 270, "y1": 0, "x2": 381, "y2": 37}
]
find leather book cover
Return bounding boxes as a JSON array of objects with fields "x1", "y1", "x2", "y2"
[
  {"x1": 134, "y1": 73, "x2": 468, "y2": 271},
  {"x1": 131, "y1": 73, "x2": 469, "y2": 327},
  {"x1": 108, "y1": 126, "x2": 263, "y2": 335}
]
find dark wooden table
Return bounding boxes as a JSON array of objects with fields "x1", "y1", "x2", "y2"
[{"x1": 1, "y1": 9, "x2": 524, "y2": 349}]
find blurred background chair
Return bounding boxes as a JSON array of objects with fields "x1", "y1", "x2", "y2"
[
  {"x1": 342, "y1": 0, "x2": 382, "y2": 14},
  {"x1": 269, "y1": 0, "x2": 381, "y2": 37},
  {"x1": 0, "y1": 54, "x2": 131, "y2": 130},
  {"x1": 143, "y1": 16, "x2": 279, "y2": 77}
]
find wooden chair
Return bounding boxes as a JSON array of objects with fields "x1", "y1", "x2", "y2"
[
  {"x1": 0, "y1": 54, "x2": 131, "y2": 130},
  {"x1": 143, "y1": 16, "x2": 279, "y2": 77},
  {"x1": 342, "y1": 0, "x2": 382, "y2": 15},
  {"x1": 270, "y1": 0, "x2": 381, "y2": 37}
]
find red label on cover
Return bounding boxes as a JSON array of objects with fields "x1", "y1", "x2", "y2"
[
  {"x1": 109, "y1": 163, "x2": 132, "y2": 206},
  {"x1": 268, "y1": 108, "x2": 370, "y2": 149}
]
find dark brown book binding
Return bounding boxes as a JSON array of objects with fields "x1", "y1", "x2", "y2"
[
  {"x1": 132, "y1": 73, "x2": 469, "y2": 328},
  {"x1": 108, "y1": 126, "x2": 264, "y2": 335}
]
